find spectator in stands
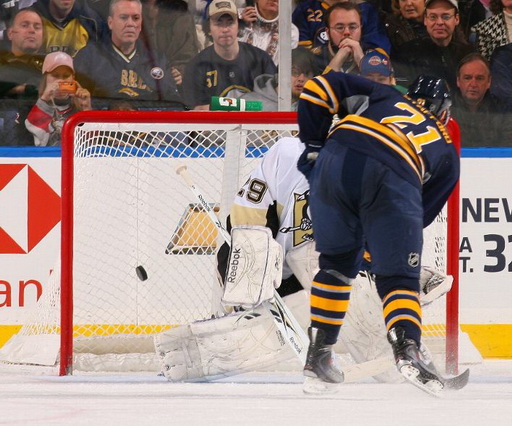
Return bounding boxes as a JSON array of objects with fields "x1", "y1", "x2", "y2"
[
  {"x1": 0, "y1": 8, "x2": 44, "y2": 145},
  {"x1": 383, "y1": 0, "x2": 469, "y2": 57},
  {"x1": 471, "y1": 0, "x2": 512, "y2": 61},
  {"x1": 194, "y1": 0, "x2": 247, "y2": 49},
  {"x1": 292, "y1": 0, "x2": 391, "y2": 55},
  {"x1": 393, "y1": 0, "x2": 475, "y2": 91},
  {"x1": 238, "y1": 46, "x2": 319, "y2": 110},
  {"x1": 140, "y1": 0, "x2": 200, "y2": 84},
  {"x1": 451, "y1": 52, "x2": 512, "y2": 146},
  {"x1": 382, "y1": 0, "x2": 429, "y2": 58},
  {"x1": 490, "y1": 43, "x2": 512, "y2": 112},
  {"x1": 73, "y1": 0, "x2": 183, "y2": 109},
  {"x1": 0, "y1": 8, "x2": 43, "y2": 96},
  {"x1": 314, "y1": 2, "x2": 365, "y2": 73},
  {"x1": 182, "y1": 0, "x2": 276, "y2": 110},
  {"x1": 32, "y1": 0, "x2": 108, "y2": 56},
  {"x1": 238, "y1": 0, "x2": 299, "y2": 65},
  {"x1": 359, "y1": 48, "x2": 395, "y2": 85},
  {"x1": 457, "y1": 0, "x2": 487, "y2": 37},
  {"x1": 25, "y1": 51, "x2": 91, "y2": 146},
  {"x1": 359, "y1": 47, "x2": 409, "y2": 94},
  {"x1": 0, "y1": 0, "x2": 38, "y2": 51}
]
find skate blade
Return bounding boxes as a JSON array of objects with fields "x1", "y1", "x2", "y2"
[
  {"x1": 400, "y1": 364, "x2": 444, "y2": 397},
  {"x1": 303, "y1": 377, "x2": 340, "y2": 395}
]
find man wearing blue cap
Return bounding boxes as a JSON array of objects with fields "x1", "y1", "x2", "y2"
[
  {"x1": 359, "y1": 48, "x2": 394, "y2": 85},
  {"x1": 359, "y1": 48, "x2": 408, "y2": 93}
]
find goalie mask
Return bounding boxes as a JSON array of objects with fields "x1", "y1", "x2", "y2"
[{"x1": 407, "y1": 75, "x2": 452, "y2": 125}]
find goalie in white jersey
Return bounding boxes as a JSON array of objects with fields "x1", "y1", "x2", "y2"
[
  {"x1": 216, "y1": 136, "x2": 315, "y2": 302},
  {"x1": 155, "y1": 137, "x2": 451, "y2": 382}
]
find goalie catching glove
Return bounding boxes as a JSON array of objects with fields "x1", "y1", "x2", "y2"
[
  {"x1": 222, "y1": 226, "x2": 283, "y2": 309},
  {"x1": 419, "y1": 266, "x2": 453, "y2": 305}
]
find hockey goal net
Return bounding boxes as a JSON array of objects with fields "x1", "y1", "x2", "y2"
[{"x1": 0, "y1": 111, "x2": 461, "y2": 375}]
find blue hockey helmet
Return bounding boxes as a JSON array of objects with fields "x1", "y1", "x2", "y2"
[{"x1": 407, "y1": 75, "x2": 452, "y2": 125}]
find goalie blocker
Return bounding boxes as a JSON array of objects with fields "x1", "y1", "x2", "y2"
[{"x1": 222, "y1": 226, "x2": 283, "y2": 309}]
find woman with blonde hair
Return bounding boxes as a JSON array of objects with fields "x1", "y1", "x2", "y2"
[{"x1": 25, "y1": 51, "x2": 91, "y2": 146}]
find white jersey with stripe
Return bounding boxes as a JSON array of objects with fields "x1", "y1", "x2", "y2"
[{"x1": 230, "y1": 137, "x2": 312, "y2": 278}]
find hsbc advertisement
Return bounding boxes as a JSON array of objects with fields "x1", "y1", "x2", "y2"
[
  {"x1": 0, "y1": 155, "x2": 61, "y2": 325},
  {"x1": 0, "y1": 149, "x2": 511, "y2": 328}
]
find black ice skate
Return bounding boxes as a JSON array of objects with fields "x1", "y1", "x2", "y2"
[
  {"x1": 387, "y1": 326, "x2": 444, "y2": 396},
  {"x1": 303, "y1": 327, "x2": 344, "y2": 394}
]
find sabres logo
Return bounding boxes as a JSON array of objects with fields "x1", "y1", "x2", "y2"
[{"x1": 150, "y1": 67, "x2": 164, "y2": 80}]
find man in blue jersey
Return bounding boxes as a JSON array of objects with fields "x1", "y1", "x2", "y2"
[
  {"x1": 293, "y1": 0, "x2": 390, "y2": 55},
  {"x1": 297, "y1": 72, "x2": 460, "y2": 395}
]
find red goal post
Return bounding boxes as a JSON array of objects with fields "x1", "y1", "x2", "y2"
[
  {"x1": 0, "y1": 111, "x2": 460, "y2": 375},
  {"x1": 60, "y1": 111, "x2": 299, "y2": 375}
]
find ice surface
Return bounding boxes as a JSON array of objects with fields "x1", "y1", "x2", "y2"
[{"x1": 1, "y1": 360, "x2": 511, "y2": 425}]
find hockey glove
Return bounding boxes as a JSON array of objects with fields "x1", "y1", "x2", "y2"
[{"x1": 297, "y1": 147, "x2": 320, "y2": 180}]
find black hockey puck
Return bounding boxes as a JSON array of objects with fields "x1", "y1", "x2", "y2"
[{"x1": 135, "y1": 265, "x2": 148, "y2": 281}]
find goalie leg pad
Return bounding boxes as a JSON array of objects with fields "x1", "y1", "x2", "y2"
[
  {"x1": 282, "y1": 290, "x2": 310, "y2": 331},
  {"x1": 336, "y1": 271, "x2": 402, "y2": 383},
  {"x1": 336, "y1": 269, "x2": 451, "y2": 383},
  {"x1": 284, "y1": 241, "x2": 319, "y2": 291},
  {"x1": 154, "y1": 306, "x2": 296, "y2": 382},
  {"x1": 154, "y1": 324, "x2": 204, "y2": 381},
  {"x1": 222, "y1": 226, "x2": 283, "y2": 309}
]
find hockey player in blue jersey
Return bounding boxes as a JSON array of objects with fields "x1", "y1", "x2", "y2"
[{"x1": 297, "y1": 73, "x2": 460, "y2": 395}]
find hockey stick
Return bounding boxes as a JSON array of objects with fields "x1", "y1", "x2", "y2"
[{"x1": 175, "y1": 164, "x2": 309, "y2": 365}]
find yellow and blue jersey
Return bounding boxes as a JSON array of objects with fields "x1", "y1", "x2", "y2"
[
  {"x1": 298, "y1": 72, "x2": 459, "y2": 227},
  {"x1": 33, "y1": 0, "x2": 108, "y2": 57},
  {"x1": 292, "y1": 0, "x2": 391, "y2": 54}
]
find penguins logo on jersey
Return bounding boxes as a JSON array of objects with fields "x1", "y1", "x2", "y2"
[{"x1": 279, "y1": 190, "x2": 313, "y2": 246}]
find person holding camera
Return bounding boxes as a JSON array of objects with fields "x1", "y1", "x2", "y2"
[{"x1": 25, "y1": 51, "x2": 91, "y2": 146}]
